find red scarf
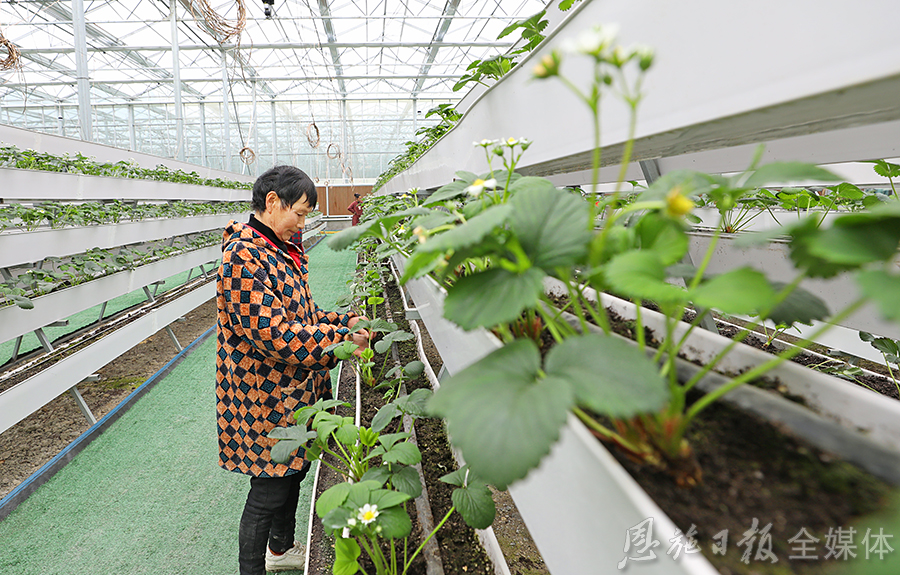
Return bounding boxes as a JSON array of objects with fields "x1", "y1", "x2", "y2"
[{"x1": 245, "y1": 225, "x2": 304, "y2": 271}]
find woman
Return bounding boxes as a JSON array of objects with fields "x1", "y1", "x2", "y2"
[
  {"x1": 216, "y1": 165, "x2": 368, "y2": 574},
  {"x1": 347, "y1": 193, "x2": 363, "y2": 226}
]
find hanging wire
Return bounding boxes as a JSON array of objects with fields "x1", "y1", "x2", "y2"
[
  {"x1": 186, "y1": 0, "x2": 246, "y2": 45},
  {"x1": 306, "y1": 121, "x2": 320, "y2": 148},
  {"x1": 239, "y1": 146, "x2": 256, "y2": 164},
  {"x1": 326, "y1": 142, "x2": 341, "y2": 159},
  {"x1": 0, "y1": 27, "x2": 23, "y2": 72}
]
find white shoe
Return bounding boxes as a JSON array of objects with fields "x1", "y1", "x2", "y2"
[{"x1": 265, "y1": 540, "x2": 306, "y2": 572}]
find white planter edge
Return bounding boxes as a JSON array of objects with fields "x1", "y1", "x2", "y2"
[
  {"x1": 0, "y1": 245, "x2": 220, "y2": 343},
  {"x1": 0, "y1": 280, "x2": 214, "y2": 435},
  {"x1": 0, "y1": 123, "x2": 255, "y2": 184},
  {"x1": 1, "y1": 167, "x2": 251, "y2": 202},
  {"x1": 0, "y1": 212, "x2": 244, "y2": 269},
  {"x1": 685, "y1": 230, "x2": 900, "y2": 341},
  {"x1": 543, "y1": 277, "x2": 900, "y2": 457}
]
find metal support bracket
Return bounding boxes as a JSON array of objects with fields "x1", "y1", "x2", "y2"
[
  {"x1": 69, "y1": 385, "x2": 97, "y2": 425},
  {"x1": 143, "y1": 284, "x2": 183, "y2": 351},
  {"x1": 32, "y1": 326, "x2": 98, "y2": 424}
]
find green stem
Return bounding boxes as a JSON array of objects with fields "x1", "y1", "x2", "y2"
[
  {"x1": 315, "y1": 455, "x2": 349, "y2": 478},
  {"x1": 685, "y1": 298, "x2": 867, "y2": 421},
  {"x1": 688, "y1": 225, "x2": 723, "y2": 291},
  {"x1": 634, "y1": 300, "x2": 646, "y2": 351},
  {"x1": 573, "y1": 407, "x2": 645, "y2": 455},
  {"x1": 358, "y1": 535, "x2": 383, "y2": 574},
  {"x1": 392, "y1": 538, "x2": 397, "y2": 575},
  {"x1": 566, "y1": 281, "x2": 591, "y2": 335},
  {"x1": 404, "y1": 507, "x2": 456, "y2": 574},
  {"x1": 884, "y1": 357, "x2": 900, "y2": 397},
  {"x1": 579, "y1": 291, "x2": 611, "y2": 335},
  {"x1": 681, "y1": 274, "x2": 806, "y2": 392},
  {"x1": 320, "y1": 441, "x2": 352, "y2": 469},
  {"x1": 614, "y1": 102, "x2": 639, "y2": 196}
]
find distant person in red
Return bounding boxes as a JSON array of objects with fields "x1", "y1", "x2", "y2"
[{"x1": 347, "y1": 193, "x2": 363, "y2": 226}]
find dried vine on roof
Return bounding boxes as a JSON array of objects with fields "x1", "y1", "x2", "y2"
[
  {"x1": 0, "y1": 29, "x2": 22, "y2": 72},
  {"x1": 187, "y1": 0, "x2": 246, "y2": 45}
]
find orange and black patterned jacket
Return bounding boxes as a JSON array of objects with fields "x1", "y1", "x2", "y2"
[{"x1": 216, "y1": 220, "x2": 356, "y2": 477}]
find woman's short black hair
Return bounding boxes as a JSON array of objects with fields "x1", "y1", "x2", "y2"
[{"x1": 251, "y1": 165, "x2": 318, "y2": 213}]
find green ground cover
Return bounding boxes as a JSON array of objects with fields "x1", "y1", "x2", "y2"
[{"x1": 0, "y1": 244, "x2": 357, "y2": 575}]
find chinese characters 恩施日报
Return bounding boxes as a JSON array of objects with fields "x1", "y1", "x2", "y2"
[{"x1": 617, "y1": 518, "x2": 894, "y2": 569}]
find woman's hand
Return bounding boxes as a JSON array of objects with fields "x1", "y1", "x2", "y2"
[
  {"x1": 347, "y1": 315, "x2": 369, "y2": 331},
  {"x1": 347, "y1": 316, "x2": 371, "y2": 354},
  {"x1": 348, "y1": 330, "x2": 370, "y2": 357}
]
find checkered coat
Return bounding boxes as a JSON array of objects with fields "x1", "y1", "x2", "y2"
[{"x1": 216, "y1": 220, "x2": 356, "y2": 477}]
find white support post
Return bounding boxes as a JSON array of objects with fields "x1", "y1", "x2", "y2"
[
  {"x1": 72, "y1": 0, "x2": 92, "y2": 142},
  {"x1": 271, "y1": 99, "x2": 277, "y2": 169},
  {"x1": 34, "y1": 324, "x2": 98, "y2": 424},
  {"x1": 69, "y1": 385, "x2": 97, "y2": 425},
  {"x1": 200, "y1": 103, "x2": 208, "y2": 167},
  {"x1": 222, "y1": 50, "x2": 232, "y2": 171},
  {"x1": 170, "y1": 0, "x2": 185, "y2": 161},
  {"x1": 56, "y1": 104, "x2": 65, "y2": 137},
  {"x1": 128, "y1": 104, "x2": 136, "y2": 151}
]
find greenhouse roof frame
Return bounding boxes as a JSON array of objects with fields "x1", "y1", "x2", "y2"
[{"x1": 1, "y1": 0, "x2": 551, "y2": 106}]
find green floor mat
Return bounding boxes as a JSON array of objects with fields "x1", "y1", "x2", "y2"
[{"x1": 0, "y1": 244, "x2": 358, "y2": 575}]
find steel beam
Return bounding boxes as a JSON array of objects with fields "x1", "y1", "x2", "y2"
[
  {"x1": 171, "y1": 0, "x2": 185, "y2": 161},
  {"x1": 18, "y1": 41, "x2": 513, "y2": 54},
  {"x1": 316, "y1": 0, "x2": 348, "y2": 98},
  {"x1": 413, "y1": 0, "x2": 462, "y2": 96},
  {"x1": 72, "y1": 0, "x2": 93, "y2": 141}
]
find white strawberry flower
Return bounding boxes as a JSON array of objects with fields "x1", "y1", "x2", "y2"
[
  {"x1": 357, "y1": 503, "x2": 379, "y2": 526},
  {"x1": 465, "y1": 178, "x2": 497, "y2": 197}
]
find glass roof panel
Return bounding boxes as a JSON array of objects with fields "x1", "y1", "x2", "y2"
[{"x1": 1, "y1": 0, "x2": 551, "y2": 179}]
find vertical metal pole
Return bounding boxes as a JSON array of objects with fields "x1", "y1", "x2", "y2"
[
  {"x1": 128, "y1": 104, "x2": 137, "y2": 151},
  {"x1": 170, "y1": 0, "x2": 185, "y2": 161},
  {"x1": 57, "y1": 103, "x2": 65, "y2": 136},
  {"x1": 222, "y1": 50, "x2": 231, "y2": 171},
  {"x1": 72, "y1": 0, "x2": 92, "y2": 141},
  {"x1": 271, "y1": 99, "x2": 277, "y2": 169},
  {"x1": 341, "y1": 98, "x2": 349, "y2": 182},
  {"x1": 252, "y1": 79, "x2": 258, "y2": 177},
  {"x1": 200, "y1": 102, "x2": 208, "y2": 167}
]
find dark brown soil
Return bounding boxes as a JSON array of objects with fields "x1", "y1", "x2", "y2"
[
  {"x1": 382, "y1": 266, "x2": 548, "y2": 575},
  {"x1": 307, "y1": 258, "x2": 548, "y2": 575},
  {"x1": 0, "y1": 297, "x2": 218, "y2": 501},
  {"x1": 603, "y1": 395, "x2": 893, "y2": 574},
  {"x1": 542, "y1": 296, "x2": 895, "y2": 574},
  {"x1": 718, "y1": 325, "x2": 900, "y2": 401}
]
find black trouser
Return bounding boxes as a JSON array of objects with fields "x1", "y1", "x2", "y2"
[{"x1": 238, "y1": 464, "x2": 309, "y2": 575}]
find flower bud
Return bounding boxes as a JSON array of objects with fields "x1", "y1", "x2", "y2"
[
  {"x1": 635, "y1": 45, "x2": 655, "y2": 71},
  {"x1": 665, "y1": 186, "x2": 694, "y2": 218},
  {"x1": 532, "y1": 52, "x2": 560, "y2": 79}
]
